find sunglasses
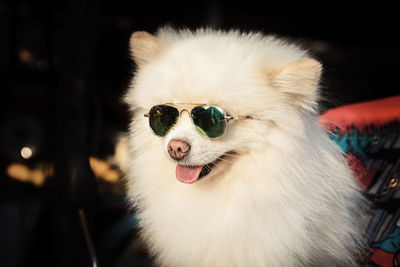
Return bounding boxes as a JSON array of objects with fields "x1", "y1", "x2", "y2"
[{"x1": 144, "y1": 103, "x2": 250, "y2": 139}]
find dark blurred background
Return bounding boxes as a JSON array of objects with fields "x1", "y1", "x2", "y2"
[{"x1": 0, "y1": 0, "x2": 399, "y2": 267}]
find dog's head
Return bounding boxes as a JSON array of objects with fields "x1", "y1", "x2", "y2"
[{"x1": 125, "y1": 28, "x2": 322, "y2": 184}]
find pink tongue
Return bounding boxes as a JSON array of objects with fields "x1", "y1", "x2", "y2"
[{"x1": 176, "y1": 165, "x2": 203, "y2": 184}]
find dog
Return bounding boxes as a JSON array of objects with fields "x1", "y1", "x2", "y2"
[{"x1": 124, "y1": 27, "x2": 365, "y2": 267}]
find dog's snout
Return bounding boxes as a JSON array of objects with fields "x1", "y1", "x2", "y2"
[{"x1": 168, "y1": 139, "x2": 190, "y2": 160}]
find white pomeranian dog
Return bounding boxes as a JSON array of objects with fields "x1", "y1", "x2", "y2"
[{"x1": 124, "y1": 27, "x2": 365, "y2": 267}]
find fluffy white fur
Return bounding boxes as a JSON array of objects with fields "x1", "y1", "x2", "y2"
[{"x1": 124, "y1": 28, "x2": 365, "y2": 267}]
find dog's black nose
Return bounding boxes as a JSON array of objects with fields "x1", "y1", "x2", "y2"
[{"x1": 168, "y1": 139, "x2": 190, "y2": 160}]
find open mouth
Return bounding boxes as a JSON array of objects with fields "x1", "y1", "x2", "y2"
[{"x1": 175, "y1": 155, "x2": 226, "y2": 184}]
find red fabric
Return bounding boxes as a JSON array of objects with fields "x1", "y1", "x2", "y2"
[
  {"x1": 319, "y1": 95, "x2": 400, "y2": 134},
  {"x1": 346, "y1": 153, "x2": 375, "y2": 188},
  {"x1": 370, "y1": 248, "x2": 395, "y2": 267}
]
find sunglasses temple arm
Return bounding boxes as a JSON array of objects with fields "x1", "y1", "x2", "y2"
[
  {"x1": 144, "y1": 113, "x2": 149, "y2": 117},
  {"x1": 225, "y1": 115, "x2": 234, "y2": 121},
  {"x1": 228, "y1": 115, "x2": 252, "y2": 121}
]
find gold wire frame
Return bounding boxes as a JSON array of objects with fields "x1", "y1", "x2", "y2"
[{"x1": 144, "y1": 103, "x2": 249, "y2": 121}]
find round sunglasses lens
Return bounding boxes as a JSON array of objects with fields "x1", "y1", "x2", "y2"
[
  {"x1": 149, "y1": 105, "x2": 179, "y2": 136},
  {"x1": 191, "y1": 106, "x2": 226, "y2": 138}
]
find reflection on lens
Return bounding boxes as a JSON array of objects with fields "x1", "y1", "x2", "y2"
[
  {"x1": 191, "y1": 106, "x2": 226, "y2": 138},
  {"x1": 149, "y1": 105, "x2": 179, "y2": 136}
]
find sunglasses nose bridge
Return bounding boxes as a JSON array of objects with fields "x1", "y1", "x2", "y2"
[{"x1": 179, "y1": 109, "x2": 191, "y2": 116}]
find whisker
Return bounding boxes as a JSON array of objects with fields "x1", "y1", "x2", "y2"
[
  {"x1": 204, "y1": 165, "x2": 213, "y2": 171},
  {"x1": 216, "y1": 157, "x2": 233, "y2": 165}
]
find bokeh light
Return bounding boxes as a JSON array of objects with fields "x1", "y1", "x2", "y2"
[{"x1": 21, "y1": 146, "x2": 32, "y2": 159}]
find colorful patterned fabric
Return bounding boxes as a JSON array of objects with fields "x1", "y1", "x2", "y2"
[{"x1": 320, "y1": 95, "x2": 400, "y2": 267}]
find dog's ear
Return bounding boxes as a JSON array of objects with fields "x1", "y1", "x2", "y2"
[
  {"x1": 129, "y1": 31, "x2": 160, "y2": 66},
  {"x1": 270, "y1": 58, "x2": 322, "y2": 111}
]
